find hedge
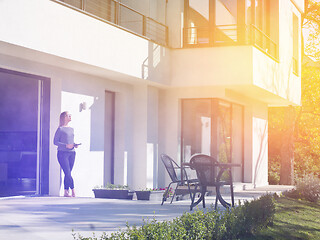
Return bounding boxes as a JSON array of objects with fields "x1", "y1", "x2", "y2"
[{"x1": 73, "y1": 194, "x2": 275, "y2": 240}]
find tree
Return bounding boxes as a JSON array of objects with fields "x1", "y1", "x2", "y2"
[
  {"x1": 279, "y1": 106, "x2": 295, "y2": 185},
  {"x1": 294, "y1": 66, "x2": 320, "y2": 177},
  {"x1": 303, "y1": 0, "x2": 320, "y2": 60},
  {"x1": 269, "y1": 66, "x2": 320, "y2": 184},
  {"x1": 269, "y1": 0, "x2": 320, "y2": 184}
]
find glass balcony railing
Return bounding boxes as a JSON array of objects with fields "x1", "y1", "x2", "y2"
[
  {"x1": 184, "y1": 24, "x2": 277, "y2": 60},
  {"x1": 250, "y1": 25, "x2": 277, "y2": 60},
  {"x1": 293, "y1": 57, "x2": 299, "y2": 76},
  {"x1": 54, "y1": 0, "x2": 168, "y2": 46}
]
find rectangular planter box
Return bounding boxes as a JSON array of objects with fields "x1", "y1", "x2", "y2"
[
  {"x1": 93, "y1": 189, "x2": 133, "y2": 200},
  {"x1": 134, "y1": 190, "x2": 165, "y2": 201},
  {"x1": 136, "y1": 191, "x2": 151, "y2": 200},
  {"x1": 150, "y1": 190, "x2": 165, "y2": 201}
]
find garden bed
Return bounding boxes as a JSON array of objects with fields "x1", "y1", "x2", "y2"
[{"x1": 93, "y1": 189, "x2": 134, "y2": 200}]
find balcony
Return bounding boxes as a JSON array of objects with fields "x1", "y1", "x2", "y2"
[
  {"x1": 183, "y1": 24, "x2": 277, "y2": 60},
  {"x1": 54, "y1": 0, "x2": 168, "y2": 46},
  {"x1": 293, "y1": 57, "x2": 299, "y2": 76}
]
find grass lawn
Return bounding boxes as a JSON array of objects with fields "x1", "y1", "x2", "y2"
[{"x1": 249, "y1": 197, "x2": 320, "y2": 240}]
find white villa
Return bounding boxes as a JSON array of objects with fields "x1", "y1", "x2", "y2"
[{"x1": 0, "y1": 0, "x2": 304, "y2": 197}]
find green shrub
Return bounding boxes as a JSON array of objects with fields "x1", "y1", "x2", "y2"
[
  {"x1": 283, "y1": 188, "x2": 301, "y2": 199},
  {"x1": 73, "y1": 195, "x2": 276, "y2": 240},
  {"x1": 268, "y1": 171, "x2": 280, "y2": 185},
  {"x1": 296, "y1": 174, "x2": 320, "y2": 202},
  {"x1": 284, "y1": 174, "x2": 320, "y2": 202},
  {"x1": 237, "y1": 194, "x2": 275, "y2": 236},
  {"x1": 268, "y1": 157, "x2": 280, "y2": 185}
]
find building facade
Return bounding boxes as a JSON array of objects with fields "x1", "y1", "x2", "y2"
[{"x1": 0, "y1": 0, "x2": 304, "y2": 197}]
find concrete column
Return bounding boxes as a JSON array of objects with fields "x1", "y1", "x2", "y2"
[
  {"x1": 147, "y1": 86, "x2": 159, "y2": 188},
  {"x1": 113, "y1": 92, "x2": 126, "y2": 185},
  {"x1": 132, "y1": 84, "x2": 148, "y2": 190},
  {"x1": 158, "y1": 89, "x2": 180, "y2": 187},
  {"x1": 243, "y1": 104, "x2": 268, "y2": 187},
  {"x1": 251, "y1": 103, "x2": 269, "y2": 187},
  {"x1": 166, "y1": 0, "x2": 184, "y2": 48},
  {"x1": 49, "y1": 76, "x2": 62, "y2": 196},
  {"x1": 243, "y1": 106, "x2": 253, "y2": 183}
]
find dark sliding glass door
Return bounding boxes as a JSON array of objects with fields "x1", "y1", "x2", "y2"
[
  {"x1": 181, "y1": 98, "x2": 243, "y2": 182},
  {"x1": 0, "y1": 69, "x2": 50, "y2": 197}
]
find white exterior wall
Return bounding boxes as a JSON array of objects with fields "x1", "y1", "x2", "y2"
[
  {"x1": 132, "y1": 84, "x2": 148, "y2": 190},
  {"x1": 0, "y1": 53, "x2": 141, "y2": 196},
  {"x1": 171, "y1": 43, "x2": 301, "y2": 106},
  {"x1": 171, "y1": 46, "x2": 253, "y2": 87},
  {"x1": 0, "y1": 0, "x2": 303, "y2": 195},
  {"x1": 0, "y1": 0, "x2": 170, "y2": 85},
  {"x1": 251, "y1": 104, "x2": 268, "y2": 186},
  {"x1": 170, "y1": 0, "x2": 302, "y2": 106},
  {"x1": 250, "y1": 0, "x2": 303, "y2": 107},
  {"x1": 159, "y1": 87, "x2": 269, "y2": 186},
  {"x1": 147, "y1": 87, "x2": 159, "y2": 188},
  {"x1": 292, "y1": 0, "x2": 305, "y2": 12},
  {"x1": 240, "y1": 101, "x2": 268, "y2": 187},
  {"x1": 277, "y1": 0, "x2": 302, "y2": 106}
]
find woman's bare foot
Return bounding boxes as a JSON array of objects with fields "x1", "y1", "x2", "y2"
[
  {"x1": 64, "y1": 189, "x2": 71, "y2": 197},
  {"x1": 71, "y1": 189, "x2": 76, "y2": 197}
]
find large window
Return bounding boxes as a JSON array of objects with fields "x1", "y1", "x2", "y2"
[
  {"x1": 249, "y1": 0, "x2": 275, "y2": 56},
  {"x1": 181, "y1": 98, "x2": 243, "y2": 182},
  {"x1": 215, "y1": 0, "x2": 238, "y2": 43},
  {"x1": 184, "y1": 0, "x2": 277, "y2": 59},
  {"x1": 253, "y1": 0, "x2": 270, "y2": 33},
  {"x1": 184, "y1": 0, "x2": 211, "y2": 44},
  {"x1": 293, "y1": 13, "x2": 299, "y2": 76},
  {"x1": 184, "y1": 0, "x2": 238, "y2": 45}
]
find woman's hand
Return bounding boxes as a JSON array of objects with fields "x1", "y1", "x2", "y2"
[
  {"x1": 66, "y1": 144, "x2": 74, "y2": 149},
  {"x1": 74, "y1": 143, "x2": 81, "y2": 148}
]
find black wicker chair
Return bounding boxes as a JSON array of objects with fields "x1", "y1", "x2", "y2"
[
  {"x1": 188, "y1": 154, "x2": 241, "y2": 210},
  {"x1": 160, "y1": 154, "x2": 199, "y2": 205}
]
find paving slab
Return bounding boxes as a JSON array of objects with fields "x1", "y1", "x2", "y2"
[{"x1": 0, "y1": 185, "x2": 294, "y2": 240}]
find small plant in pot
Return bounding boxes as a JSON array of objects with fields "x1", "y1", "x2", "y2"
[
  {"x1": 135, "y1": 188, "x2": 167, "y2": 201},
  {"x1": 92, "y1": 183, "x2": 134, "y2": 200},
  {"x1": 135, "y1": 189, "x2": 151, "y2": 200}
]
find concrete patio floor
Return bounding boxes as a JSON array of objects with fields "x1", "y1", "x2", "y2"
[{"x1": 0, "y1": 185, "x2": 293, "y2": 240}]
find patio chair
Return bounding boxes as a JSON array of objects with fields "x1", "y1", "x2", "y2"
[
  {"x1": 188, "y1": 154, "x2": 241, "y2": 210},
  {"x1": 160, "y1": 154, "x2": 199, "y2": 205}
]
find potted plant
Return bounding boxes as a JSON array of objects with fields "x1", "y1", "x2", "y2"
[
  {"x1": 135, "y1": 188, "x2": 169, "y2": 201},
  {"x1": 135, "y1": 189, "x2": 151, "y2": 200},
  {"x1": 92, "y1": 183, "x2": 134, "y2": 200}
]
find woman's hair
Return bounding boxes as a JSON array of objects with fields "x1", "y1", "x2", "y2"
[{"x1": 59, "y1": 111, "x2": 68, "y2": 127}]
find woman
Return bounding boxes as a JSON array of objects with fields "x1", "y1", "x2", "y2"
[{"x1": 53, "y1": 111, "x2": 79, "y2": 197}]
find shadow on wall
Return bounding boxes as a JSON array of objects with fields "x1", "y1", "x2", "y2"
[
  {"x1": 141, "y1": 42, "x2": 170, "y2": 84},
  {"x1": 61, "y1": 91, "x2": 103, "y2": 152},
  {"x1": 89, "y1": 96, "x2": 104, "y2": 151},
  {"x1": 261, "y1": 53, "x2": 296, "y2": 102},
  {"x1": 253, "y1": 118, "x2": 268, "y2": 187}
]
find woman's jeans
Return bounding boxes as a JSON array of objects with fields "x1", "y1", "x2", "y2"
[{"x1": 57, "y1": 151, "x2": 76, "y2": 190}]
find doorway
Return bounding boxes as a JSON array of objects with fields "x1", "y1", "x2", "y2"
[
  {"x1": 0, "y1": 68, "x2": 50, "y2": 197},
  {"x1": 181, "y1": 98, "x2": 244, "y2": 182},
  {"x1": 104, "y1": 91, "x2": 115, "y2": 184}
]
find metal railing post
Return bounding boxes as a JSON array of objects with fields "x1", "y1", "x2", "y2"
[
  {"x1": 53, "y1": 0, "x2": 169, "y2": 47},
  {"x1": 142, "y1": 16, "x2": 147, "y2": 37},
  {"x1": 114, "y1": 1, "x2": 119, "y2": 25},
  {"x1": 81, "y1": 0, "x2": 85, "y2": 10},
  {"x1": 165, "y1": 26, "x2": 169, "y2": 46}
]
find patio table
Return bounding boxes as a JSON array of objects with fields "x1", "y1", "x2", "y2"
[{"x1": 182, "y1": 155, "x2": 241, "y2": 210}]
